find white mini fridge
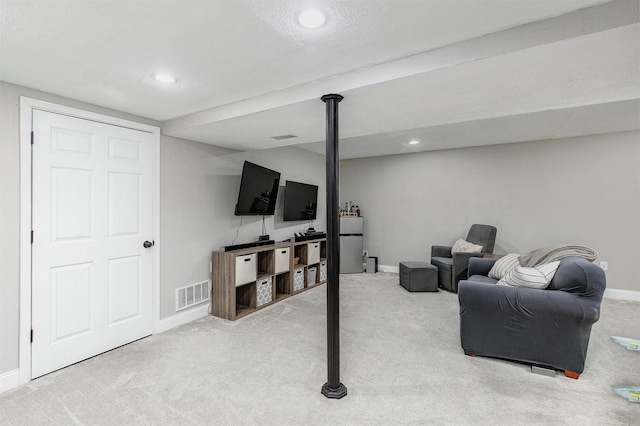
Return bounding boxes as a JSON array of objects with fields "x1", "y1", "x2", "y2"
[{"x1": 340, "y1": 217, "x2": 363, "y2": 273}]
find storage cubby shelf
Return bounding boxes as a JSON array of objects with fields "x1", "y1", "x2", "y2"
[{"x1": 211, "y1": 238, "x2": 326, "y2": 320}]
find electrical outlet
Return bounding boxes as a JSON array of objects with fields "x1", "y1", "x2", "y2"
[
  {"x1": 363, "y1": 250, "x2": 369, "y2": 257},
  {"x1": 599, "y1": 261, "x2": 608, "y2": 271}
]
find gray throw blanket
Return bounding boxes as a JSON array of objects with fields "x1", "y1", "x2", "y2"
[{"x1": 518, "y1": 245, "x2": 598, "y2": 267}]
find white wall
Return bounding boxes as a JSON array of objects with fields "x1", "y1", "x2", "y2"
[
  {"x1": 0, "y1": 84, "x2": 21, "y2": 376},
  {"x1": 340, "y1": 131, "x2": 640, "y2": 293},
  {"x1": 0, "y1": 82, "x2": 159, "y2": 376},
  {"x1": 3, "y1": 79, "x2": 636, "y2": 383},
  {"x1": 0, "y1": 81, "x2": 326, "y2": 378},
  {"x1": 159, "y1": 137, "x2": 326, "y2": 318}
]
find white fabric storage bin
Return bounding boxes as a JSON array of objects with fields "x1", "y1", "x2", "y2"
[
  {"x1": 256, "y1": 277, "x2": 273, "y2": 307},
  {"x1": 307, "y1": 242, "x2": 321, "y2": 265},
  {"x1": 293, "y1": 267, "x2": 305, "y2": 291},
  {"x1": 235, "y1": 253, "x2": 257, "y2": 286},
  {"x1": 274, "y1": 247, "x2": 290, "y2": 274},
  {"x1": 307, "y1": 266, "x2": 318, "y2": 286},
  {"x1": 319, "y1": 260, "x2": 327, "y2": 282}
]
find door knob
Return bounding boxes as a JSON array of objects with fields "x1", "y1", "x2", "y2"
[{"x1": 143, "y1": 240, "x2": 154, "y2": 248}]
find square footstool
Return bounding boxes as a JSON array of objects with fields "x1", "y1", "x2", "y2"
[{"x1": 399, "y1": 261, "x2": 438, "y2": 292}]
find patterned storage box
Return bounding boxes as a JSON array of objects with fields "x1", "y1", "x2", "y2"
[
  {"x1": 256, "y1": 277, "x2": 273, "y2": 307},
  {"x1": 319, "y1": 260, "x2": 327, "y2": 282},
  {"x1": 293, "y1": 267, "x2": 305, "y2": 291}
]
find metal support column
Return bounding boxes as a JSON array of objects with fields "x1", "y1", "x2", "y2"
[{"x1": 320, "y1": 93, "x2": 347, "y2": 399}]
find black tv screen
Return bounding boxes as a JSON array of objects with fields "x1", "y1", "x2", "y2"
[
  {"x1": 283, "y1": 180, "x2": 318, "y2": 221},
  {"x1": 234, "y1": 162, "x2": 281, "y2": 216}
]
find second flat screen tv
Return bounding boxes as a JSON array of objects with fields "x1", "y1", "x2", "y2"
[
  {"x1": 234, "y1": 161, "x2": 281, "y2": 216},
  {"x1": 283, "y1": 180, "x2": 318, "y2": 221}
]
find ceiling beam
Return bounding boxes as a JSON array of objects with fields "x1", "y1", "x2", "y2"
[{"x1": 162, "y1": 0, "x2": 638, "y2": 143}]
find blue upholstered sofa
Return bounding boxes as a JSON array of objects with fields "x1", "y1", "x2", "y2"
[{"x1": 457, "y1": 256, "x2": 606, "y2": 378}]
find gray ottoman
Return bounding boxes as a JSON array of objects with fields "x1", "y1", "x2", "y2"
[{"x1": 399, "y1": 261, "x2": 438, "y2": 292}]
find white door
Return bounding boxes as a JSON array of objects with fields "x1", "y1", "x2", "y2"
[{"x1": 31, "y1": 110, "x2": 154, "y2": 378}]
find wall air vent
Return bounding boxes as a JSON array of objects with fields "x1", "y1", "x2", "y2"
[
  {"x1": 271, "y1": 134, "x2": 298, "y2": 140},
  {"x1": 175, "y1": 280, "x2": 210, "y2": 311}
]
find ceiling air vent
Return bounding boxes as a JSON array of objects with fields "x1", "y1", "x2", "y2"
[{"x1": 271, "y1": 134, "x2": 298, "y2": 140}]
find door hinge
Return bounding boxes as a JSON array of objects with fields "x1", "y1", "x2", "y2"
[
  {"x1": 31, "y1": 230, "x2": 34, "y2": 244},
  {"x1": 31, "y1": 131, "x2": 34, "y2": 145},
  {"x1": 30, "y1": 329, "x2": 34, "y2": 343}
]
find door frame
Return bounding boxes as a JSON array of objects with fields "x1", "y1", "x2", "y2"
[{"x1": 19, "y1": 97, "x2": 161, "y2": 385}]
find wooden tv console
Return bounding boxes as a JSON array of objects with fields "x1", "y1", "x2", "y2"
[{"x1": 211, "y1": 238, "x2": 327, "y2": 320}]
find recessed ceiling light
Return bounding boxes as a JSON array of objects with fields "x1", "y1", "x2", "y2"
[
  {"x1": 154, "y1": 74, "x2": 176, "y2": 84},
  {"x1": 297, "y1": 8, "x2": 326, "y2": 28},
  {"x1": 409, "y1": 140, "x2": 420, "y2": 145}
]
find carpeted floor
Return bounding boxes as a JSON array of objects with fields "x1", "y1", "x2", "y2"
[{"x1": 1, "y1": 272, "x2": 638, "y2": 425}]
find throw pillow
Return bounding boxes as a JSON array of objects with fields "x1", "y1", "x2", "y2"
[
  {"x1": 535, "y1": 261, "x2": 561, "y2": 282},
  {"x1": 497, "y1": 261, "x2": 561, "y2": 289},
  {"x1": 451, "y1": 238, "x2": 483, "y2": 254},
  {"x1": 488, "y1": 253, "x2": 520, "y2": 280}
]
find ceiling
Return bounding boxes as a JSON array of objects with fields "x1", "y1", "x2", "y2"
[{"x1": 1, "y1": 0, "x2": 639, "y2": 159}]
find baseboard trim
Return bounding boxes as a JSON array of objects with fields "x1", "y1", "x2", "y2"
[
  {"x1": 155, "y1": 303, "x2": 210, "y2": 334},
  {"x1": 379, "y1": 264, "x2": 399, "y2": 274},
  {"x1": 381, "y1": 265, "x2": 639, "y2": 302},
  {"x1": 0, "y1": 369, "x2": 20, "y2": 395},
  {"x1": 604, "y1": 288, "x2": 640, "y2": 302}
]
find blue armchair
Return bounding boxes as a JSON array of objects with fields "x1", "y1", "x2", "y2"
[{"x1": 430, "y1": 224, "x2": 497, "y2": 292}]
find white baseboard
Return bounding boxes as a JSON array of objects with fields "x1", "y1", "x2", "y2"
[
  {"x1": 0, "y1": 369, "x2": 20, "y2": 395},
  {"x1": 604, "y1": 288, "x2": 640, "y2": 302},
  {"x1": 378, "y1": 265, "x2": 399, "y2": 273},
  {"x1": 381, "y1": 265, "x2": 639, "y2": 302},
  {"x1": 155, "y1": 303, "x2": 210, "y2": 334}
]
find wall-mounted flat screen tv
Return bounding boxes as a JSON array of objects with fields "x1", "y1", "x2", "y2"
[
  {"x1": 234, "y1": 161, "x2": 281, "y2": 216},
  {"x1": 283, "y1": 180, "x2": 318, "y2": 221}
]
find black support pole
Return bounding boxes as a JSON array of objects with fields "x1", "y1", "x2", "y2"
[{"x1": 321, "y1": 93, "x2": 347, "y2": 399}]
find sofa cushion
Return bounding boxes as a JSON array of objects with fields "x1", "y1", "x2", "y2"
[
  {"x1": 466, "y1": 274, "x2": 498, "y2": 285},
  {"x1": 497, "y1": 261, "x2": 560, "y2": 289},
  {"x1": 430, "y1": 256, "x2": 452, "y2": 271},
  {"x1": 488, "y1": 253, "x2": 520, "y2": 280},
  {"x1": 452, "y1": 238, "x2": 483, "y2": 254}
]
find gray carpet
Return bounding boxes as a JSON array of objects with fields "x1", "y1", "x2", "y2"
[{"x1": 1, "y1": 273, "x2": 638, "y2": 425}]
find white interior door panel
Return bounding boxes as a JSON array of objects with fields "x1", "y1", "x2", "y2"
[{"x1": 31, "y1": 110, "x2": 153, "y2": 378}]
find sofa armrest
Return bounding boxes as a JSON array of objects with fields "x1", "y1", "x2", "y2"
[
  {"x1": 460, "y1": 282, "x2": 590, "y2": 319},
  {"x1": 452, "y1": 252, "x2": 485, "y2": 274},
  {"x1": 467, "y1": 257, "x2": 496, "y2": 277},
  {"x1": 450, "y1": 252, "x2": 485, "y2": 292},
  {"x1": 431, "y1": 245, "x2": 452, "y2": 258}
]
